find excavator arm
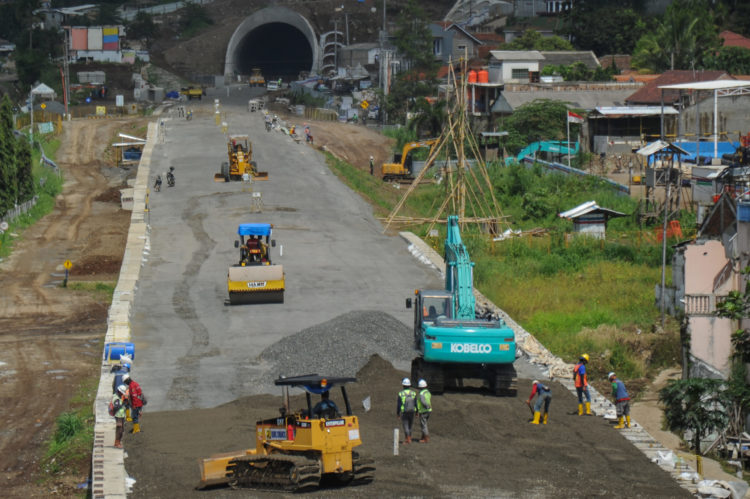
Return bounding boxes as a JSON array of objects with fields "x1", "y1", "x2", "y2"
[{"x1": 444, "y1": 215, "x2": 476, "y2": 320}]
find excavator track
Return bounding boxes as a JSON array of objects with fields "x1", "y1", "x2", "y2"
[{"x1": 226, "y1": 454, "x2": 321, "y2": 491}]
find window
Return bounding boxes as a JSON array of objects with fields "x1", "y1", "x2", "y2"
[
  {"x1": 511, "y1": 68, "x2": 529, "y2": 80},
  {"x1": 457, "y1": 44, "x2": 467, "y2": 54},
  {"x1": 433, "y1": 38, "x2": 442, "y2": 56}
]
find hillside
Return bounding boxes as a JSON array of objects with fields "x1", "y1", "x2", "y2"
[{"x1": 148, "y1": 0, "x2": 456, "y2": 78}]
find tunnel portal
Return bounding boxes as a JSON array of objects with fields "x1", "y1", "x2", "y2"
[{"x1": 225, "y1": 7, "x2": 319, "y2": 82}]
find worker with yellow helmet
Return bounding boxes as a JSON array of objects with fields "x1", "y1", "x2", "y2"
[{"x1": 573, "y1": 354, "x2": 592, "y2": 415}]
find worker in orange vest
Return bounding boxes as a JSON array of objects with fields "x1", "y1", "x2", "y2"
[{"x1": 573, "y1": 354, "x2": 592, "y2": 415}]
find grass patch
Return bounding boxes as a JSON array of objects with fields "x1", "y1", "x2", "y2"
[
  {"x1": 0, "y1": 134, "x2": 64, "y2": 259},
  {"x1": 40, "y1": 375, "x2": 99, "y2": 479},
  {"x1": 67, "y1": 281, "x2": 116, "y2": 301},
  {"x1": 325, "y1": 148, "x2": 684, "y2": 386}
]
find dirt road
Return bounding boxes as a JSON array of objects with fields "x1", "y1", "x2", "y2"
[
  {"x1": 0, "y1": 117, "x2": 146, "y2": 496},
  {"x1": 126, "y1": 355, "x2": 690, "y2": 498}
]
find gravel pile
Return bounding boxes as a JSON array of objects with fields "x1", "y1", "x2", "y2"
[{"x1": 261, "y1": 311, "x2": 415, "y2": 378}]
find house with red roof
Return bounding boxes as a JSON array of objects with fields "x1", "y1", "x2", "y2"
[{"x1": 720, "y1": 30, "x2": 750, "y2": 50}]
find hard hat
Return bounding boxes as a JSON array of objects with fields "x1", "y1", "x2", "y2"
[
  {"x1": 418, "y1": 379, "x2": 427, "y2": 388},
  {"x1": 120, "y1": 354, "x2": 132, "y2": 364},
  {"x1": 370, "y1": 155, "x2": 374, "y2": 160},
  {"x1": 580, "y1": 353, "x2": 590, "y2": 362},
  {"x1": 532, "y1": 380, "x2": 539, "y2": 386},
  {"x1": 608, "y1": 372, "x2": 616, "y2": 380},
  {"x1": 401, "y1": 377, "x2": 411, "y2": 387},
  {"x1": 117, "y1": 384, "x2": 128, "y2": 394},
  {"x1": 122, "y1": 373, "x2": 131, "y2": 383}
]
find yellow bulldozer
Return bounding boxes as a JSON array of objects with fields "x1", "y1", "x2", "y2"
[
  {"x1": 381, "y1": 138, "x2": 439, "y2": 182},
  {"x1": 180, "y1": 86, "x2": 203, "y2": 100},
  {"x1": 249, "y1": 68, "x2": 265, "y2": 87},
  {"x1": 197, "y1": 375, "x2": 374, "y2": 491},
  {"x1": 227, "y1": 223, "x2": 284, "y2": 304},
  {"x1": 215, "y1": 134, "x2": 268, "y2": 181}
]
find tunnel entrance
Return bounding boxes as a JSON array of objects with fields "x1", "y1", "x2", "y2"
[
  {"x1": 225, "y1": 7, "x2": 320, "y2": 82},
  {"x1": 235, "y1": 23, "x2": 313, "y2": 81}
]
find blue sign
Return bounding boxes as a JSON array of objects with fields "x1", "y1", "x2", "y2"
[{"x1": 85, "y1": 97, "x2": 91, "y2": 103}]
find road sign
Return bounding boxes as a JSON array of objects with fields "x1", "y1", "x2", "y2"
[
  {"x1": 63, "y1": 260, "x2": 72, "y2": 270},
  {"x1": 40, "y1": 103, "x2": 46, "y2": 110},
  {"x1": 360, "y1": 100, "x2": 369, "y2": 110}
]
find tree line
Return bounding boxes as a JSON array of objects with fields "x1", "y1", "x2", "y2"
[{"x1": 0, "y1": 94, "x2": 34, "y2": 218}]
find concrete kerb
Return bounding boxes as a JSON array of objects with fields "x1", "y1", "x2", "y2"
[
  {"x1": 399, "y1": 231, "x2": 700, "y2": 495},
  {"x1": 91, "y1": 120, "x2": 158, "y2": 499}
]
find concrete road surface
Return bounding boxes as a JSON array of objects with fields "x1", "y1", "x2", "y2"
[{"x1": 131, "y1": 95, "x2": 540, "y2": 411}]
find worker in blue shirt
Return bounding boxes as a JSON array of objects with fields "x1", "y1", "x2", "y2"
[
  {"x1": 527, "y1": 380, "x2": 552, "y2": 425},
  {"x1": 609, "y1": 372, "x2": 631, "y2": 429}
]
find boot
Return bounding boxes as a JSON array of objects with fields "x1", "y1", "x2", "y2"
[
  {"x1": 405, "y1": 435, "x2": 412, "y2": 444},
  {"x1": 614, "y1": 416, "x2": 625, "y2": 429},
  {"x1": 542, "y1": 413, "x2": 548, "y2": 425},
  {"x1": 126, "y1": 408, "x2": 132, "y2": 422},
  {"x1": 626, "y1": 415, "x2": 631, "y2": 428},
  {"x1": 114, "y1": 439, "x2": 122, "y2": 449},
  {"x1": 577, "y1": 404, "x2": 583, "y2": 416},
  {"x1": 585, "y1": 402, "x2": 592, "y2": 415},
  {"x1": 131, "y1": 423, "x2": 140, "y2": 434},
  {"x1": 419, "y1": 435, "x2": 429, "y2": 443},
  {"x1": 530, "y1": 411, "x2": 541, "y2": 425}
]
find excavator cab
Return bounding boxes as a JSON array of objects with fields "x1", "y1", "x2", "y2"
[{"x1": 197, "y1": 375, "x2": 374, "y2": 491}]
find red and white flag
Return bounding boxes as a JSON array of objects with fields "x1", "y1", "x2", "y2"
[{"x1": 567, "y1": 111, "x2": 584, "y2": 124}]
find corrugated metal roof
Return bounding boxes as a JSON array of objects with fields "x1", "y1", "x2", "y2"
[
  {"x1": 490, "y1": 50, "x2": 545, "y2": 61},
  {"x1": 659, "y1": 80, "x2": 750, "y2": 90},
  {"x1": 502, "y1": 89, "x2": 635, "y2": 111},
  {"x1": 636, "y1": 140, "x2": 689, "y2": 157},
  {"x1": 593, "y1": 106, "x2": 679, "y2": 116},
  {"x1": 559, "y1": 200, "x2": 626, "y2": 219}
]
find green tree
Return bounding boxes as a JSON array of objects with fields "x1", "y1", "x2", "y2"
[
  {"x1": 716, "y1": 266, "x2": 750, "y2": 362},
  {"x1": 501, "y1": 29, "x2": 573, "y2": 51},
  {"x1": 15, "y1": 132, "x2": 33, "y2": 203},
  {"x1": 497, "y1": 99, "x2": 571, "y2": 155},
  {"x1": 561, "y1": 2, "x2": 646, "y2": 55},
  {"x1": 179, "y1": 3, "x2": 214, "y2": 38},
  {"x1": 0, "y1": 95, "x2": 18, "y2": 215},
  {"x1": 127, "y1": 12, "x2": 159, "y2": 47},
  {"x1": 702, "y1": 46, "x2": 750, "y2": 74},
  {"x1": 386, "y1": 0, "x2": 437, "y2": 124},
  {"x1": 408, "y1": 97, "x2": 446, "y2": 138},
  {"x1": 659, "y1": 378, "x2": 728, "y2": 455},
  {"x1": 632, "y1": 0, "x2": 720, "y2": 72}
]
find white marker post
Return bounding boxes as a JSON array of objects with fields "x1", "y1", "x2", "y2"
[{"x1": 393, "y1": 428, "x2": 399, "y2": 455}]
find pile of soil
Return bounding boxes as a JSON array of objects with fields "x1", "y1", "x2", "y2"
[{"x1": 125, "y1": 354, "x2": 689, "y2": 498}]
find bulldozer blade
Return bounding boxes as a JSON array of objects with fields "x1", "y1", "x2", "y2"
[
  {"x1": 254, "y1": 172, "x2": 269, "y2": 180},
  {"x1": 214, "y1": 173, "x2": 228, "y2": 182}
]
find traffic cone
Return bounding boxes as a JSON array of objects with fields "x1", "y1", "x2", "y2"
[{"x1": 530, "y1": 411, "x2": 541, "y2": 425}]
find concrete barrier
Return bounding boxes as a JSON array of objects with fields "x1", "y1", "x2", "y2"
[{"x1": 90, "y1": 120, "x2": 157, "y2": 498}]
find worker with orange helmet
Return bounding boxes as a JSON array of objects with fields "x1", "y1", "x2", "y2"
[{"x1": 574, "y1": 354, "x2": 592, "y2": 415}]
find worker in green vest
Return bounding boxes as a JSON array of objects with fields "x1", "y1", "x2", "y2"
[{"x1": 416, "y1": 379, "x2": 432, "y2": 443}]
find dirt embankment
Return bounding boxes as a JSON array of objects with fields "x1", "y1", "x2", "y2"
[{"x1": 0, "y1": 117, "x2": 147, "y2": 497}]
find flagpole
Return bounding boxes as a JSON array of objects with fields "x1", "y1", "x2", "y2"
[{"x1": 566, "y1": 112, "x2": 571, "y2": 169}]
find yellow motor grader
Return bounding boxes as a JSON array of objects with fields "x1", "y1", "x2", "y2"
[
  {"x1": 215, "y1": 134, "x2": 268, "y2": 182},
  {"x1": 197, "y1": 375, "x2": 374, "y2": 491}
]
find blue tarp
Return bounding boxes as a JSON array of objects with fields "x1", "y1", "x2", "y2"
[
  {"x1": 166, "y1": 90, "x2": 180, "y2": 99},
  {"x1": 672, "y1": 140, "x2": 739, "y2": 164},
  {"x1": 237, "y1": 223, "x2": 272, "y2": 236}
]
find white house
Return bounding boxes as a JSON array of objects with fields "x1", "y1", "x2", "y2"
[{"x1": 488, "y1": 50, "x2": 544, "y2": 83}]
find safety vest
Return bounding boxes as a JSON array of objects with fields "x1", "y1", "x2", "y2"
[
  {"x1": 398, "y1": 389, "x2": 417, "y2": 414},
  {"x1": 417, "y1": 389, "x2": 432, "y2": 413},
  {"x1": 574, "y1": 362, "x2": 587, "y2": 388}
]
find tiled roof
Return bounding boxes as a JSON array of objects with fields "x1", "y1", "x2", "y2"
[
  {"x1": 625, "y1": 70, "x2": 728, "y2": 105},
  {"x1": 613, "y1": 72, "x2": 659, "y2": 83},
  {"x1": 720, "y1": 30, "x2": 750, "y2": 50}
]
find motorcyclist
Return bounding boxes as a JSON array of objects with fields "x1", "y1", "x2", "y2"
[{"x1": 167, "y1": 166, "x2": 175, "y2": 187}]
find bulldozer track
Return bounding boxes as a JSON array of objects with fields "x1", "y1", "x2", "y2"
[
  {"x1": 350, "y1": 452, "x2": 375, "y2": 484},
  {"x1": 227, "y1": 454, "x2": 321, "y2": 491}
]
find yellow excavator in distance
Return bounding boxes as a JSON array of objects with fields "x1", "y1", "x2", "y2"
[
  {"x1": 381, "y1": 138, "x2": 439, "y2": 181},
  {"x1": 197, "y1": 375, "x2": 375, "y2": 491}
]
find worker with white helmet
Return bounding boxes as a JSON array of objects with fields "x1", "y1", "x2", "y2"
[
  {"x1": 396, "y1": 377, "x2": 417, "y2": 444},
  {"x1": 608, "y1": 372, "x2": 631, "y2": 429},
  {"x1": 369, "y1": 155, "x2": 375, "y2": 175},
  {"x1": 111, "y1": 384, "x2": 129, "y2": 448},
  {"x1": 416, "y1": 379, "x2": 432, "y2": 443},
  {"x1": 527, "y1": 380, "x2": 552, "y2": 425},
  {"x1": 573, "y1": 354, "x2": 592, "y2": 415}
]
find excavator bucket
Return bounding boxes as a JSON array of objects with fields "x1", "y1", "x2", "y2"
[
  {"x1": 227, "y1": 265, "x2": 284, "y2": 304},
  {"x1": 196, "y1": 449, "x2": 255, "y2": 489}
]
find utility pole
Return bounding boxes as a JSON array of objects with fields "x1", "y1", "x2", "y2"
[{"x1": 381, "y1": 0, "x2": 387, "y2": 125}]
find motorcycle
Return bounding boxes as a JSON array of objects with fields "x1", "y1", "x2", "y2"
[
  {"x1": 153, "y1": 175, "x2": 162, "y2": 192},
  {"x1": 166, "y1": 167, "x2": 175, "y2": 187}
]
